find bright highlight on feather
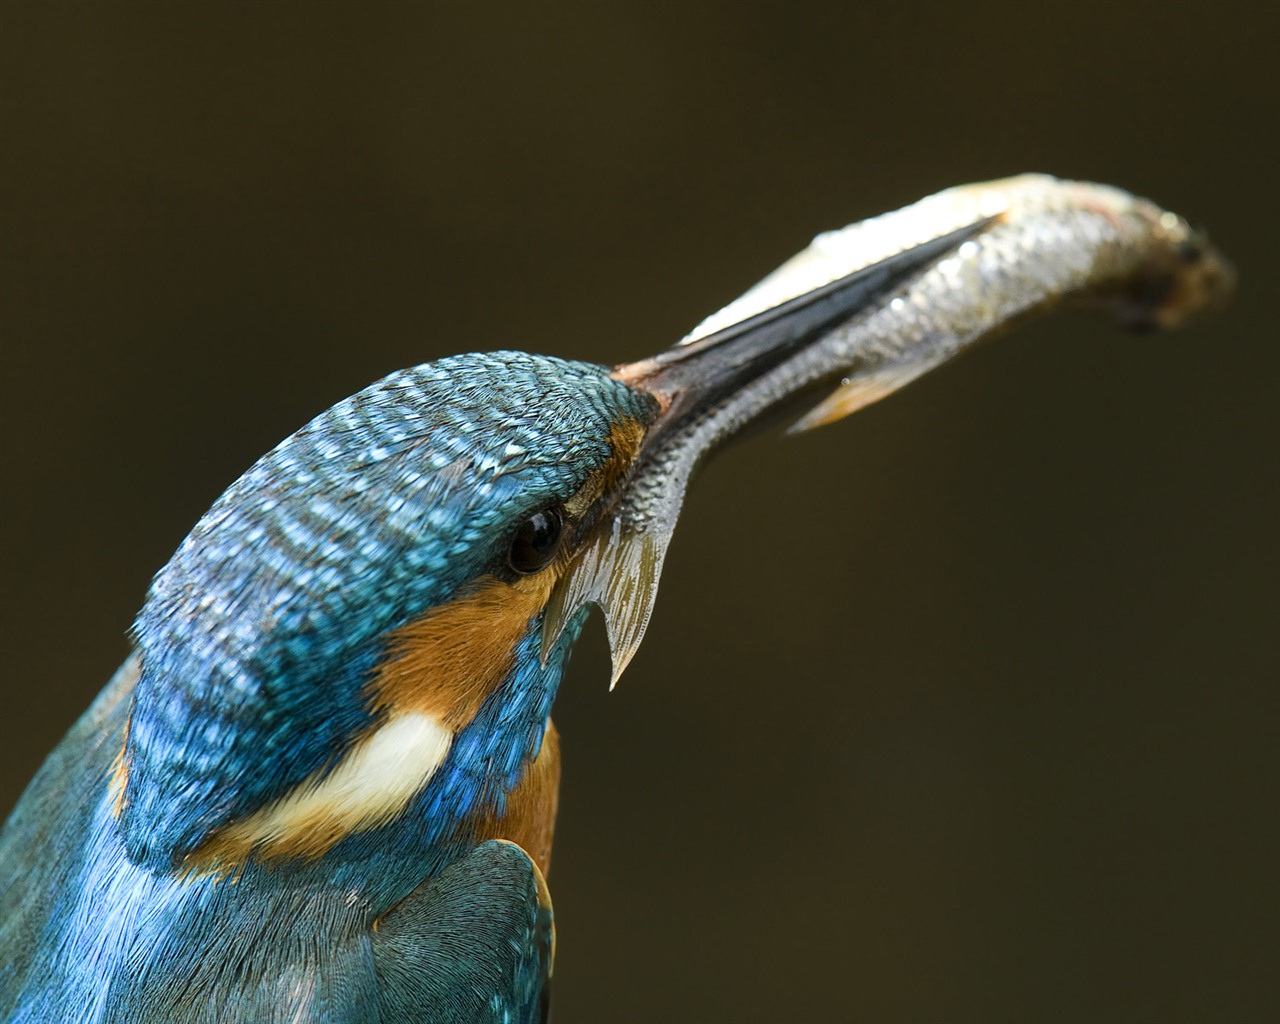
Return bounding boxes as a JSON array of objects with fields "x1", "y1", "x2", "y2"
[{"x1": 194, "y1": 712, "x2": 453, "y2": 865}]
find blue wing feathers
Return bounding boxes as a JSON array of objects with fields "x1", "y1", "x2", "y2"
[
  {"x1": 0, "y1": 656, "x2": 139, "y2": 1012},
  {"x1": 1, "y1": 657, "x2": 553, "y2": 1021},
  {"x1": 373, "y1": 840, "x2": 552, "y2": 1024}
]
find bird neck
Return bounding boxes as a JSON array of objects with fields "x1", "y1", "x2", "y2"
[{"x1": 245, "y1": 613, "x2": 582, "y2": 908}]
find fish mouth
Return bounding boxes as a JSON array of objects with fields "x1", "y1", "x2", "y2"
[{"x1": 542, "y1": 221, "x2": 989, "y2": 682}]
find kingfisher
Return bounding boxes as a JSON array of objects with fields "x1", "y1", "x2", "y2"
[{"x1": 0, "y1": 176, "x2": 1230, "y2": 1022}]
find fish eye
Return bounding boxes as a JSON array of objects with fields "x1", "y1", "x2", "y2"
[{"x1": 509, "y1": 507, "x2": 564, "y2": 575}]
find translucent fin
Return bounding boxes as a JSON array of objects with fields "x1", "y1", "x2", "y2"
[
  {"x1": 790, "y1": 361, "x2": 931, "y2": 433},
  {"x1": 541, "y1": 522, "x2": 672, "y2": 688}
]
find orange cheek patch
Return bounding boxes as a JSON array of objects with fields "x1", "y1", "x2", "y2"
[
  {"x1": 563, "y1": 418, "x2": 647, "y2": 518},
  {"x1": 373, "y1": 571, "x2": 557, "y2": 728},
  {"x1": 374, "y1": 418, "x2": 647, "y2": 727},
  {"x1": 471, "y1": 719, "x2": 561, "y2": 878},
  {"x1": 605, "y1": 418, "x2": 647, "y2": 484}
]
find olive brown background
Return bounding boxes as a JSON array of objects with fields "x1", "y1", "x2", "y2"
[{"x1": 2, "y1": 2, "x2": 1276, "y2": 1020}]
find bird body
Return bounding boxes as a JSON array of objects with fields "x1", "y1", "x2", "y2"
[
  {"x1": 1, "y1": 354, "x2": 650, "y2": 1022},
  {"x1": 0, "y1": 176, "x2": 1231, "y2": 1021}
]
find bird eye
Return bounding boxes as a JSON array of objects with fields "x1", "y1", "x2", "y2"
[{"x1": 508, "y1": 507, "x2": 564, "y2": 575}]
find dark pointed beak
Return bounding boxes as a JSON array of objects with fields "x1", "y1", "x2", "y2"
[{"x1": 613, "y1": 219, "x2": 990, "y2": 467}]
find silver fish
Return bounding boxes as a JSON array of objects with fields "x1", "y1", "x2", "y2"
[{"x1": 545, "y1": 174, "x2": 1235, "y2": 680}]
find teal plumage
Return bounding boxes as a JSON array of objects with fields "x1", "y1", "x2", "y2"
[
  {"x1": 0, "y1": 177, "x2": 1230, "y2": 1021},
  {"x1": 3, "y1": 352, "x2": 640, "y2": 1022},
  {"x1": 125, "y1": 354, "x2": 652, "y2": 873}
]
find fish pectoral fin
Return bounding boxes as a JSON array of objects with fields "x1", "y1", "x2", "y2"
[
  {"x1": 372, "y1": 839, "x2": 554, "y2": 1023},
  {"x1": 791, "y1": 358, "x2": 933, "y2": 433}
]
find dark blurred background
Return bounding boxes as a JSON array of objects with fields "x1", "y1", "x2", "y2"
[{"x1": 2, "y1": 2, "x2": 1276, "y2": 1020}]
